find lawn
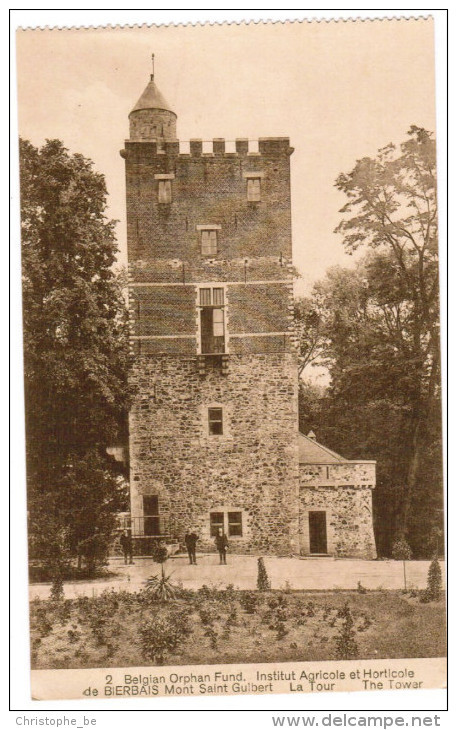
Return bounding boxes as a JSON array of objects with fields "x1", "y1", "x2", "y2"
[{"x1": 30, "y1": 585, "x2": 446, "y2": 669}]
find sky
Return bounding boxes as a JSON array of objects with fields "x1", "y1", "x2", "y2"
[{"x1": 16, "y1": 18, "x2": 436, "y2": 295}]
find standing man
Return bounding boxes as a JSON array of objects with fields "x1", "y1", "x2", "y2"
[
  {"x1": 120, "y1": 529, "x2": 134, "y2": 565},
  {"x1": 215, "y1": 528, "x2": 229, "y2": 565},
  {"x1": 184, "y1": 529, "x2": 199, "y2": 565}
]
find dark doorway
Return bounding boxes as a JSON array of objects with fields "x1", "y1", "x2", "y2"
[
  {"x1": 143, "y1": 495, "x2": 160, "y2": 536},
  {"x1": 309, "y1": 511, "x2": 327, "y2": 554}
]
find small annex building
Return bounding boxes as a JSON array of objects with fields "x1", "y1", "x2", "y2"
[{"x1": 299, "y1": 433, "x2": 377, "y2": 558}]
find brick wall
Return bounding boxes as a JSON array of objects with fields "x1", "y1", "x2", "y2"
[{"x1": 122, "y1": 138, "x2": 293, "y2": 264}]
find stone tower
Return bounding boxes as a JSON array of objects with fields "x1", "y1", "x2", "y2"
[{"x1": 121, "y1": 69, "x2": 299, "y2": 554}]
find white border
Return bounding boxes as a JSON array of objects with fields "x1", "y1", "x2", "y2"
[{"x1": 8, "y1": 6, "x2": 449, "y2": 721}]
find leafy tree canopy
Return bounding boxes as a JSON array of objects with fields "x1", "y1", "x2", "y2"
[
  {"x1": 20, "y1": 138, "x2": 131, "y2": 572},
  {"x1": 295, "y1": 128, "x2": 442, "y2": 556}
]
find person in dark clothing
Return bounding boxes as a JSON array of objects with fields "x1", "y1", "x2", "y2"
[
  {"x1": 215, "y1": 528, "x2": 229, "y2": 564},
  {"x1": 184, "y1": 530, "x2": 199, "y2": 564},
  {"x1": 120, "y1": 529, "x2": 134, "y2": 565}
]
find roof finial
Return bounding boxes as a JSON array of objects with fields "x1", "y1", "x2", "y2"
[{"x1": 150, "y1": 53, "x2": 155, "y2": 81}]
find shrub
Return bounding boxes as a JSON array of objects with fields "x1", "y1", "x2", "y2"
[
  {"x1": 306, "y1": 600, "x2": 315, "y2": 617},
  {"x1": 198, "y1": 604, "x2": 220, "y2": 626},
  {"x1": 335, "y1": 602, "x2": 358, "y2": 660},
  {"x1": 421, "y1": 555, "x2": 442, "y2": 603},
  {"x1": 32, "y1": 607, "x2": 53, "y2": 638},
  {"x1": 240, "y1": 591, "x2": 257, "y2": 614},
  {"x1": 77, "y1": 533, "x2": 111, "y2": 576},
  {"x1": 392, "y1": 537, "x2": 412, "y2": 561},
  {"x1": 204, "y1": 626, "x2": 218, "y2": 649},
  {"x1": 50, "y1": 573, "x2": 64, "y2": 603},
  {"x1": 151, "y1": 541, "x2": 169, "y2": 564},
  {"x1": 269, "y1": 607, "x2": 289, "y2": 640},
  {"x1": 139, "y1": 608, "x2": 190, "y2": 664},
  {"x1": 67, "y1": 629, "x2": 81, "y2": 644},
  {"x1": 257, "y1": 558, "x2": 271, "y2": 591},
  {"x1": 222, "y1": 607, "x2": 238, "y2": 640}
]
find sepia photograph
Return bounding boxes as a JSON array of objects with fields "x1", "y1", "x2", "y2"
[{"x1": 14, "y1": 15, "x2": 445, "y2": 702}]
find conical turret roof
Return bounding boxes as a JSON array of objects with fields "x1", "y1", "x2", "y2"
[{"x1": 130, "y1": 75, "x2": 176, "y2": 116}]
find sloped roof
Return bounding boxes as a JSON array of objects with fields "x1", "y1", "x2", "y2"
[
  {"x1": 130, "y1": 76, "x2": 176, "y2": 115},
  {"x1": 298, "y1": 432, "x2": 348, "y2": 464}
]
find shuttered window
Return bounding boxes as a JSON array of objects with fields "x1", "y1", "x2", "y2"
[
  {"x1": 247, "y1": 177, "x2": 261, "y2": 202},
  {"x1": 201, "y1": 229, "x2": 218, "y2": 255},
  {"x1": 213, "y1": 287, "x2": 224, "y2": 306},
  {"x1": 199, "y1": 288, "x2": 212, "y2": 306},
  {"x1": 158, "y1": 180, "x2": 172, "y2": 204}
]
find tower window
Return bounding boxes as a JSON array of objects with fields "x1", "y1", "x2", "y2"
[
  {"x1": 197, "y1": 225, "x2": 221, "y2": 256},
  {"x1": 158, "y1": 180, "x2": 172, "y2": 204},
  {"x1": 199, "y1": 287, "x2": 225, "y2": 354},
  {"x1": 247, "y1": 177, "x2": 261, "y2": 202},
  {"x1": 154, "y1": 173, "x2": 174, "y2": 204},
  {"x1": 201, "y1": 230, "x2": 218, "y2": 255},
  {"x1": 208, "y1": 407, "x2": 223, "y2": 435}
]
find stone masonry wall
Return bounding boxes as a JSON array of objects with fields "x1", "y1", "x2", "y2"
[
  {"x1": 129, "y1": 109, "x2": 177, "y2": 142},
  {"x1": 130, "y1": 353, "x2": 300, "y2": 554}
]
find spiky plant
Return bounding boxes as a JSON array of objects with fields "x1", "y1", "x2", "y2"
[
  {"x1": 144, "y1": 570, "x2": 177, "y2": 602},
  {"x1": 145, "y1": 541, "x2": 176, "y2": 601}
]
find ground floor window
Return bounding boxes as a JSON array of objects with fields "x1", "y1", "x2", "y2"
[
  {"x1": 228, "y1": 511, "x2": 242, "y2": 536},
  {"x1": 210, "y1": 512, "x2": 224, "y2": 537},
  {"x1": 210, "y1": 510, "x2": 243, "y2": 537}
]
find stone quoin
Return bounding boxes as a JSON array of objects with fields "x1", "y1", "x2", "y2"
[{"x1": 120, "y1": 66, "x2": 377, "y2": 558}]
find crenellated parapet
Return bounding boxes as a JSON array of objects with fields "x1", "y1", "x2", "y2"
[{"x1": 121, "y1": 137, "x2": 294, "y2": 159}]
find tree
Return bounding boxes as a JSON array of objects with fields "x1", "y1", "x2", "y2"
[
  {"x1": 294, "y1": 297, "x2": 327, "y2": 377},
  {"x1": 334, "y1": 126, "x2": 440, "y2": 538},
  {"x1": 256, "y1": 557, "x2": 271, "y2": 591},
  {"x1": 422, "y1": 554, "x2": 442, "y2": 602},
  {"x1": 20, "y1": 138, "x2": 131, "y2": 575},
  {"x1": 296, "y1": 254, "x2": 443, "y2": 555}
]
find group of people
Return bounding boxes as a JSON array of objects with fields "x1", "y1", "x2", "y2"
[
  {"x1": 185, "y1": 528, "x2": 229, "y2": 565},
  {"x1": 118, "y1": 527, "x2": 229, "y2": 565}
]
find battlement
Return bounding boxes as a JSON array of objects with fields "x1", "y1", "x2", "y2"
[{"x1": 122, "y1": 137, "x2": 293, "y2": 158}]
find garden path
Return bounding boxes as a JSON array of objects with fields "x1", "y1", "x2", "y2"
[{"x1": 28, "y1": 555, "x2": 444, "y2": 600}]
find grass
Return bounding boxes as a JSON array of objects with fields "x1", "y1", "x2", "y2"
[{"x1": 29, "y1": 587, "x2": 446, "y2": 669}]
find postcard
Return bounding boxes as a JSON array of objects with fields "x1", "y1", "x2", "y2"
[{"x1": 15, "y1": 16, "x2": 445, "y2": 702}]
